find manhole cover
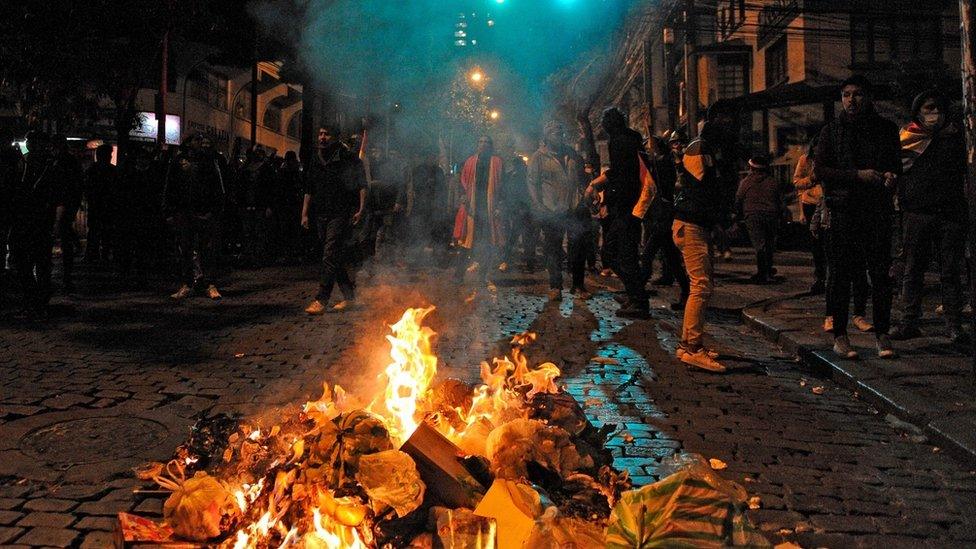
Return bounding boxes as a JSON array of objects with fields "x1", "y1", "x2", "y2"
[{"x1": 20, "y1": 417, "x2": 168, "y2": 465}]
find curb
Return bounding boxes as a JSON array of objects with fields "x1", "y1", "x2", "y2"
[{"x1": 739, "y1": 294, "x2": 976, "y2": 465}]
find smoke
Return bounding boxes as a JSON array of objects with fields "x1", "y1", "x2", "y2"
[{"x1": 252, "y1": 0, "x2": 636, "y2": 154}]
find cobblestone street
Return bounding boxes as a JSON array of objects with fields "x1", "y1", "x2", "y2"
[{"x1": 2, "y1": 261, "x2": 976, "y2": 548}]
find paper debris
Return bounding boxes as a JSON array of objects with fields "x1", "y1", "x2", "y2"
[
  {"x1": 708, "y1": 458, "x2": 727, "y2": 470},
  {"x1": 811, "y1": 386, "x2": 825, "y2": 395},
  {"x1": 748, "y1": 495, "x2": 761, "y2": 509}
]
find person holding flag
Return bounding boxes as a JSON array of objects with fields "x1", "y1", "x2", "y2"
[{"x1": 452, "y1": 135, "x2": 504, "y2": 291}]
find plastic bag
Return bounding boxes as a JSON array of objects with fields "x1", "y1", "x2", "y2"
[
  {"x1": 155, "y1": 462, "x2": 239, "y2": 541},
  {"x1": 606, "y1": 453, "x2": 769, "y2": 548},
  {"x1": 524, "y1": 507, "x2": 606, "y2": 549},
  {"x1": 485, "y1": 419, "x2": 592, "y2": 479},
  {"x1": 356, "y1": 450, "x2": 426, "y2": 517}
]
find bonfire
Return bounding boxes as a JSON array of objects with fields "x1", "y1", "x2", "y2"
[{"x1": 122, "y1": 306, "x2": 768, "y2": 548}]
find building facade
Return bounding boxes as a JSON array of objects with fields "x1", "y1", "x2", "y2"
[{"x1": 589, "y1": 0, "x2": 961, "y2": 179}]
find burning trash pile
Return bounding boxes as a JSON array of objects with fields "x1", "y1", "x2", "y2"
[{"x1": 119, "y1": 306, "x2": 769, "y2": 548}]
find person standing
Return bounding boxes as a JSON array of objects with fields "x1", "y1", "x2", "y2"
[
  {"x1": 814, "y1": 74, "x2": 901, "y2": 359},
  {"x1": 499, "y1": 153, "x2": 533, "y2": 272},
  {"x1": 0, "y1": 138, "x2": 23, "y2": 303},
  {"x1": 453, "y1": 136, "x2": 504, "y2": 291},
  {"x1": 274, "y1": 151, "x2": 303, "y2": 263},
  {"x1": 528, "y1": 121, "x2": 590, "y2": 300},
  {"x1": 671, "y1": 127, "x2": 726, "y2": 372},
  {"x1": 404, "y1": 152, "x2": 448, "y2": 267},
  {"x1": 889, "y1": 90, "x2": 969, "y2": 344},
  {"x1": 700, "y1": 100, "x2": 742, "y2": 262},
  {"x1": 9, "y1": 131, "x2": 64, "y2": 315},
  {"x1": 84, "y1": 143, "x2": 115, "y2": 262},
  {"x1": 51, "y1": 135, "x2": 83, "y2": 293},
  {"x1": 639, "y1": 134, "x2": 689, "y2": 310},
  {"x1": 734, "y1": 154, "x2": 787, "y2": 284},
  {"x1": 302, "y1": 126, "x2": 367, "y2": 314},
  {"x1": 793, "y1": 135, "x2": 826, "y2": 294},
  {"x1": 163, "y1": 134, "x2": 227, "y2": 300},
  {"x1": 598, "y1": 107, "x2": 648, "y2": 318}
]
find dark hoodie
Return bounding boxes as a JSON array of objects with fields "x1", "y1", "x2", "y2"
[
  {"x1": 896, "y1": 91, "x2": 966, "y2": 220},
  {"x1": 813, "y1": 104, "x2": 901, "y2": 213}
]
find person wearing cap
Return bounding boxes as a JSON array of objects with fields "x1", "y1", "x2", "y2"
[
  {"x1": 888, "y1": 89, "x2": 969, "y2": 344},
  {"x1": 528, "y1": 121, "x2": 589, "y2": 300},
  {"x1": 814, "y1": 74, "x2": 901, "y2": 359},
  {"x1": 734, "y1": 154, "x2": 787, "y2": 284}
]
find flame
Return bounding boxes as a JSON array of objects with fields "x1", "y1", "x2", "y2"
[
  {"x1": 370, "y1": 306, "x2": 438, "y2": 444},
  {"x1": 310, "y1": 508, "x2": 366, "y2": 549}
]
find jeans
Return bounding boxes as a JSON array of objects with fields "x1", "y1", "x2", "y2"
[
  {"x1": 316, "y1": 215, "x2": 356, "y2": 302},
  {"x1": 640, "y1": 221, "x2": 689, "y2": 300},
  {"x1": 801, "y1": 203, "x2": 826, "y2": 283},
  {"x1": 604, "y1": 211, "x2": 645, "y2": 306},
  {"x1": 673, "y1": 220, "x2": 713, "y2": 351},
  {"x1": 175, "y1": 213, "x2": 218, "y2": 289},
  {"x1": 502, "y1": 204, "x2": 538, "y2": 268},
  {"x1": 826, "y1": 210, "x2": 893, "y2": 337},
  {"x1": 539, "y1": 212, "x2": 586, "y2": 290},
  {"x1": 898, "y1": 212, "x2": 965, "y2": 329},
  {"x1": 744, "y1": 213, "x2": 778, "y2": 279}
]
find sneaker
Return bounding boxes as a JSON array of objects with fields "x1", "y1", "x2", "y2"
[
  {"x1": 722, "y1": 250, "x2": 734, "y2": 261},
  {"x1": 935, "y1": 304, "x2": 945, "y2": 315},
  {"x1": 206, "y1": 285, "x2": 222, "y2": 300},
  {"x1": 170, "y1": 285, "x2": 192, "y2": 300},
  {"x1": 305, "y1": 299, "x2": 326, "y2": 315},
  {"x1": 680, "y1": 349, "x2": 726, "y2": 372},
  {"x1": 888, "y1": 324, "x2": 921, "y2": 340},
  {"x1": 547, "y1": 288, "x2": 562, "y2": 301},
  {"x1": 332, "y1": 299, "x2": 356, "y2": 311},
  {"x1": 823, "y1": 316, "x2": 834, "y2": 333},
  {"x1": 877, "y1": 335, "x2": 897, "y2": 359},
  {"x1": 497, "y1": 262, "x2": 509, "y2": 273},
  {"x1": 571, "y1": 287, "x2": 591, "y2": 300},
  {"x1": 851, "y1": 315, "x2": 874, "y2": 332},
  {"x1": 599, "y1": 268, "x2": 614, "y2": 277},
  {"x1": 676, "y1": 347, "x2": 720, "y2": 360},
  {"x1": 466, "y1": 262, "x2": 480, "y2": 273},
  {"x1": 486, "y1": 281, "x2": 497, "y2": 293},
  {"x1": 833, "y1": 336, "x2": 858, "y2": 359}
]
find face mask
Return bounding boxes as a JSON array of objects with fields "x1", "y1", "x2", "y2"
[{"x1": 921, "y1": 112, "x2": 943, "y2": 129}]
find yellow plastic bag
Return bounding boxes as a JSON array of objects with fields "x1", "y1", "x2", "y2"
[{"x1": 154, "y1": 461, "x2": 239, "y2": 541}]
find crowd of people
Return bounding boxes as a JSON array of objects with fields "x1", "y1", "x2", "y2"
[{"x1": 0, "y1": 74, "x2": 971, "y2": 373}]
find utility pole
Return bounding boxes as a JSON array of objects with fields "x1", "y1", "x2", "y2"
[
  {"x1": 684, "y1": 0, "x2": 699, "y2": 138},
  {"x1": 959, "y1": 0, "x2": 976, "y2": 380}
]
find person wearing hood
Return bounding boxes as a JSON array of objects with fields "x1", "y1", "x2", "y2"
[
  {"x1": 888, "y1": 90, "x2": 969, "y2": 344},
  {"x1": 814, "y1": 74, "x2": 901, "y2": 360}
]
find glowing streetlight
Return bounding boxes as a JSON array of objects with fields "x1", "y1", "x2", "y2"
[
  {"x1": 469, "y1": 69, "x2": 484, "y2": 84},
  {"x1": 490, "y1": 110, "x2": 500, "y2": 120}
]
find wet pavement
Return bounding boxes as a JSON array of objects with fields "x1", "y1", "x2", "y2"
[{"x1": 1, "y1": 258, "x2": 975, "y2": 547}]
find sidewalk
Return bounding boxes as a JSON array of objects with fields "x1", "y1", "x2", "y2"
[{"x1": 697, "y1": 248, "x2": 976, "y2": 463}]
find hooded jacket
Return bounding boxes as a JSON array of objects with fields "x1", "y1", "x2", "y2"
[{"x1": 673, "y1": 138, "x2": 723, "y2": 227}]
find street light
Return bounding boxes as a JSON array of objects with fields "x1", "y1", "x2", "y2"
[
  {"x1": 490, "y1": 110, "x2": 500, "y2": 120},
  {"x1": 469, "y1": 69, "x2": 484, "y2": 84}
]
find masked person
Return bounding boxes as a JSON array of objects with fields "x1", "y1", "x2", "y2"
[
  {"x1": 889, "y1": 90, "x2": 969, "y2": 344},
  {"x1": 9, "y1": 131, "x2": 64, "y2": 315},
  {"x1": 163, "y1": 134, "x2": 227, "y2": 300},
  {"x1": 640, "y1": 133, "x2": 689, "y2": 311},
  {"x1": 302, "y1": 126, "x2": 367, "y2": 314},
  {"x1": 528, "y1": 121, "x2": 590, "y2": 300},
  {"x1": 453, "y1": 135, "x2": 504, "y2": 291},
  {"x1": 814, "y1": 75, "x2": 901, "y2": 360},
  {"x1": 596, "y1": 107, "x2": 648, "y2": 318}
]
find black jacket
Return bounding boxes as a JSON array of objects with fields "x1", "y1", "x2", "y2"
[
  {"x1": 813, "y1": 107, "x2": 901, "y2": 213},
  {"x1": 604, "y1": 128, "x2": 644, "y2": 213},
  {"x1": 897, "y1": 124, "x2": 966, "y2": 220},
  {"x1": 673, "y1": 139, "x2": 723, "y2": 228},
  {"x1": 163, "y1": 151, "x2": 226, "y2": 217}
]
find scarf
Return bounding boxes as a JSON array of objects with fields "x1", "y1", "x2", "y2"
[{"x1": 899, "y1": 121, "x2": 933, "y2": 172}]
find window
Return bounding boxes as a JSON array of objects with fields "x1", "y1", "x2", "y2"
[
  {"x1": 851, "y1": 15, "x2": 941, "y2": 65},
  {"x1": 765, "y1": 36, "x2": 788, "y2": 88},
  {"x1": 263, "y1": 103, "x2": 282, "y2": 132},
  {"x1": 717, "y1": 58, "x2": 748, "y2": 99},
  {"x1": 717, "y1": 0, "x2": 746, "y2": 39},
  {"x1": 286, "y1": 111, "x2": 302, "y2": 140},
  {"x1": 187, "y1": 71, "x2": 228, "y2": 111}
]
